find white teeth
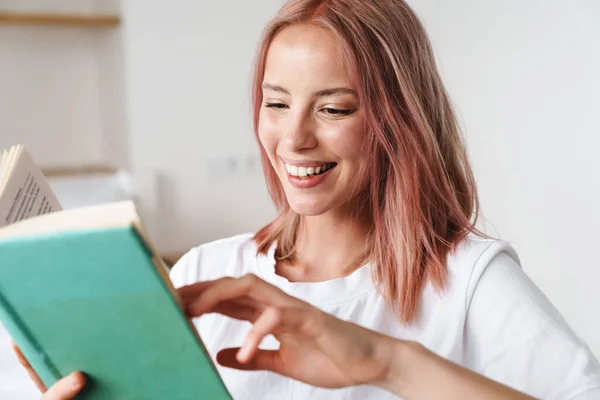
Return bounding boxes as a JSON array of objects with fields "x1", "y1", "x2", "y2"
[{"x1": 285, "y1": 162, "x2": 333, "y2": 177}]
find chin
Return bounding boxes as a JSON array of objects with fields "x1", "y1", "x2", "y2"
[{"x1": 287, "y1": 198, "x2": 330, "y2": 216}]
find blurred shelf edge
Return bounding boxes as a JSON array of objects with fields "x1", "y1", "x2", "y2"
[
  {"x1": 0, "y1": 12, "x2": 121, "y2": 27},
  {"x1": 42, "y1": 165, "x2": 118, "y2": 177}
]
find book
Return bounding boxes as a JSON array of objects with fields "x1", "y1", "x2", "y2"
[{"x1": 0, "y1": 145, "x2": 231, "y2": 399}]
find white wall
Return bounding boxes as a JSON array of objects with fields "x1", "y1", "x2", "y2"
[
  {"x1": 0, "y1": 25, "x2": 104, "y2": 165},
  {"x1": 120, "y1": 0, "x2": 278, "y2": 253},
  {"x1": 0, "y1": 0, "x2": 126, "y2": 167},
  {"x1": 121, "y1": 0, "x2": 600, "y2": 356}
]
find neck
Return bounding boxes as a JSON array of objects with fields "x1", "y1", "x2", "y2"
[{"x1": 277, "y1": 204, "x2": 371, "y2": 282}]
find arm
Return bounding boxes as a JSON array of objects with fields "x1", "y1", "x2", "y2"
[
  {"x1": 183, "y1": 274, "x2": 537, "y2": 399},
  {"x1": 378, "y1": 337, "x2": 535, "y2": 399}
]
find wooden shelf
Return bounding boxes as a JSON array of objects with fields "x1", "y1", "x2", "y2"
[
  {"x1": 0, "y1": 12, "x2": 120, "y2": 27},
  {"x1": 42, "y1": 165, "x2": 119, "y2": 177}
]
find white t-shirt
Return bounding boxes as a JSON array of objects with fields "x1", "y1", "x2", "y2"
[{"x1": 169, "y1": 234, "x2": 600, "y2": 399}]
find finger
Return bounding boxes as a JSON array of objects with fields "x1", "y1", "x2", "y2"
[
  {"x1": 237, "y1": 307, "x2": 281, "y2": 363},
  {"x1": 178, "y1": 279, "x2": 227, "y2": 300},
  {"x1": 42, "y1": 372, "x2": 85, "y2": 400},
  {"x1": 180, "y1": 282, "x2": 263, "y2": 322},
  {"x1": 10, "y1": 340, "x2": 30, "y2": 367},
  {"x1": 180, "y1": 279, "x2": 260, "y2": 309},
  {"x1": 211, "y1": 301, "x2": 260, "y2": 322},
  {"x1": 184, "y1": 293, "x2": 258, "y2": 316},
  {"x1": 186, "y1": 274, "x2": 291, "y2": 317},
  {"x1": 217, "y1": 347, "x2": 281, "y2": 373},
  {"x1": 10, "y1": 340, "x2": 47, "y2": 392}
]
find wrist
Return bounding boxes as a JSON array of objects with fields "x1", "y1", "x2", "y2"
[{"x1": 371, "y1": 336, "x2": 423, "y2": 397}]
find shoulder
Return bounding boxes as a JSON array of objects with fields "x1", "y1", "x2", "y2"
[
  {"x1": 450, "y1": 237, "x2": 600, "y2": 397},
  {"x1": 445, "y1": 235, "x2": 575, "y2": 336},
  {"x1": 447, "y1": 235, "x2": 520, "y2": 278},
  {"x1": 417, "y1": 236, "x2": 521, "y2": 336},
  {"x1": 440, "y1": 235, "x2": 520, "y2": 312},
  {"x1": 169, "y1": 233, "x2": 259, "y2": 288}
]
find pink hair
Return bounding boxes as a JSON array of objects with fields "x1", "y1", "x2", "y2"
[{"x1": 252, "y1": 0, "x2": 486, "y2": 324}]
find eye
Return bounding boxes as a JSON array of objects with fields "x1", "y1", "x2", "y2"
[
  {"x1": 321, "y1": 107, "x2": 355, "y2": 116},
  {"x1": 264, "y1": 102, "x2": 288, "y2": 110}
]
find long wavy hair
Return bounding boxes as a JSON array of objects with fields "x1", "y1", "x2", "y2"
[{"x1": 251, "y1": 0, "x2": 486, "y2": 324}]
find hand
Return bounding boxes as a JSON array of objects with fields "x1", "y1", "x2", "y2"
[
  {"x1": 11, "y1": 340, "x2": 85, "y2": 400},
  {"x1": 181, "y1": 274, "x2": 398, "y2": 389}
]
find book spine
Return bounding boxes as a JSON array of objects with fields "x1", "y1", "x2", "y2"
[{"x1": 0, "y1": 291, "x2": 62, "y2": 387}]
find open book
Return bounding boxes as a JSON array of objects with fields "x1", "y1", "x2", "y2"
[
  {"x1": 0, "y1": 145, "x2": 61, "y2": 226},
  {"x1": 0, "y1": 145, "x2": 231, "y2": 399}
]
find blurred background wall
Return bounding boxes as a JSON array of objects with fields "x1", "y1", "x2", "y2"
[{"x1": 0, "y1": 0, "x2": 598, "y2": 398}]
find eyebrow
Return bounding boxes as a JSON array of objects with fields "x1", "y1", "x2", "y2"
[{"x1": 262, "y1": 83, "x2": 357, "y2": 97}]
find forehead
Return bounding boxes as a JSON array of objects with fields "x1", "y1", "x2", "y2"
[{"x1": 263, "y1": 24, "x2": 353, "y2": 89}]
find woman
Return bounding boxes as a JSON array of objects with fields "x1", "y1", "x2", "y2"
[{"x1": 17, "y1": 0, "x2": 600, "y2": 398}]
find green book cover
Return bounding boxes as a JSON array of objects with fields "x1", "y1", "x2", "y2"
[{"x1": 0, "y1": 201, "x2": 231, "y2": 399}]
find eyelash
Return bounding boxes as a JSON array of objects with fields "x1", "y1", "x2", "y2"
[{"x1": 264, "y1": 102, "x2": 355, "y2": 116}]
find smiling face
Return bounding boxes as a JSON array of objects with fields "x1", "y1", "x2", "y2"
[{"x1": 258, "y1": 24, "x2": 369, "y2": 217}]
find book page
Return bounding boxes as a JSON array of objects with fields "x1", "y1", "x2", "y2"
[
  {"x1": 0, "y1": 146, "x2": 62, "y2": 228},
  {"x1": 0, "y1": 148, "x2": 14, "y2": 190}
]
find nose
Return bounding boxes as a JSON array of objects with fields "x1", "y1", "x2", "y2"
[{"x1": 282, "y1": 110, "x2": 318, "y2": 152}]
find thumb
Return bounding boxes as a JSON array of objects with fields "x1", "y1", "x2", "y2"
[
  {"x1": 42, "y1": 372, "x2": 85, "y2": 400},
  {"x1": 217, "y1": 348, "x2": 283, "y2": 374}
]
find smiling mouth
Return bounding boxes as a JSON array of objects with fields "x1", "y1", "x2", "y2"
[{"x1": 284, "y1": 162, "x2": 337, "y2": 178}]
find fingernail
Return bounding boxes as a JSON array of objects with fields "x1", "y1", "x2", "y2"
[{"x1": 237, "y1": 347, "x2": 249, "y2": 362}]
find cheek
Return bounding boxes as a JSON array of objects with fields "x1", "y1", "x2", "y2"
[
  {"x1": 258, "y1": 111, "x2": 278, "y2": 151},
  {"x1": 327, "y1": 120, "x2": 370, "y2": 189},
  {"x1": 326, "y1": 120, "x2": 367, "y2": 163}
]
